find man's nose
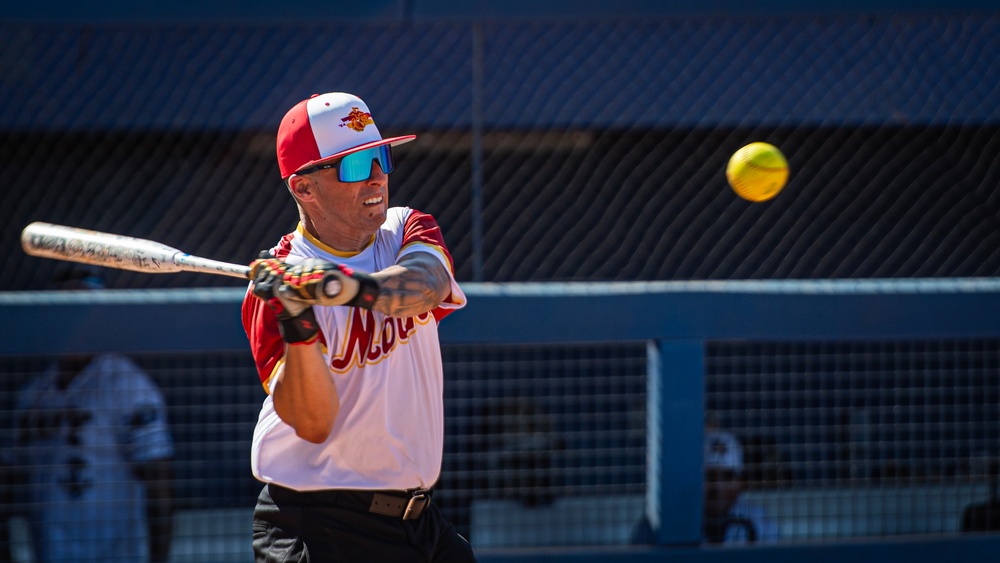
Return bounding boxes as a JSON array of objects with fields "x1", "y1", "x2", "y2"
[{"x1": 368, "y1": 161, "x2": 388, "y2": 185}]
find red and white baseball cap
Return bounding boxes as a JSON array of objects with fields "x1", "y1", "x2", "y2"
[{"x1": 276, "y1": 92, "x2": 416, "y2": 179}]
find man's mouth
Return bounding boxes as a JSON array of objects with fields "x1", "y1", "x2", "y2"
[{"x1": 363, "y1": 196, "x2": 384, "y2": 206}]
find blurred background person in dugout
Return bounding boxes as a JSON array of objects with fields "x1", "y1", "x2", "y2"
[
  {"x1": 0, "y1": 266, "x2": 175, "y2": 563},
  {"x1": 703, "y1": 429, "x2": 779, "y2": 544}
]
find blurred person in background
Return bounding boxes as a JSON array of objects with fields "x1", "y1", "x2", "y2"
[
  {"x1": 630, "y1": 426, "x2": 781, "y2": 546},
  {"x1": 962, "y1": 457, "x2": 1000, "y2": 533},
  {"x1": 703, "y1": 429, "x2": 779, "y2": 544},
  {"x1": 0, "y1": 266, "x2": 175, "y2": 562}
]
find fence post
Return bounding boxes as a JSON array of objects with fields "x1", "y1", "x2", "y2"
[{"x1": 646, "y1": 339, "x2": 705, "y2": 546}]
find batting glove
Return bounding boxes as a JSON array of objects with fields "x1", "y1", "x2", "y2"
[
  {"x1": 250, "y1": 258, "x2": 381, "y2": 343},
  {"x1": 251, "y1": 259, "x2": 320, "y2": 344}
]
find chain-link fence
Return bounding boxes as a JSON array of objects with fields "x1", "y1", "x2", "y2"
[
  {"x1": 4, "y1": 10, "x2": 1000, "y2": 563},
  {"x1": 4, "y1": 14, "x2": 1000, "y2": 290}
]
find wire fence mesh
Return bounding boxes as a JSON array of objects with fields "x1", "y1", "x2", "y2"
[
  {"x1": 4, "y1": 14, "x2": 1000, "y2": 289},
  {"x1": 3, "y1": 9, "x2": 1000, "y2": 562}
]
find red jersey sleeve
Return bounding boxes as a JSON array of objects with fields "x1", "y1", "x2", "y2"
[
  {"x1": 241, "y1": 287, "x2": 286, "y2": 390},
  {"x1": 243, "y1": 230, "x2": 308, "y2": 390},
  {"x1": 401, "y1": 210, "x2": 462, "y2": 322},
  {"x1": 242, "y1": 284, "x2": 329, "y2": 390}
]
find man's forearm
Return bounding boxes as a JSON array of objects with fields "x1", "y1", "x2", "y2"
[
  {"x1": 147, "y1": 500, "x2": 172, "y2": 563},
  {"x1": 139, "y1": 460, "x2": 174, "y2": 563},
  {"x1": 272, "y1": 344, "x2": 340, "y2": 443},
  {"x1": 372, "y1": 253, "x2": 451, "y2": 318}
]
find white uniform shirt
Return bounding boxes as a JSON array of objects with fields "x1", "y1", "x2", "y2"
[
  {"x1": 724, "y1": 498, "x2": 780, "y2": 544},
  {"x1": 242, "y1": 207, "x2": 466, "y2": 491},
  {"x1": 11, "y1": 353, "x2": 174, "y2": 562}
]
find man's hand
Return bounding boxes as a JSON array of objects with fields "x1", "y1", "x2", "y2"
[
  {"x1": 250, "y1": 259, "x2": 322, "y2": 344},
  {"x1": 250, "y1": 258, "x2": 381, "y2": 343}
]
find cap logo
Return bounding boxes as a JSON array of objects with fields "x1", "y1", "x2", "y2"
[
  {"x1": 339, "y1": 107, "x2": 374, "y2": 132},
  {"x1": 710, "y1": 438, "x2": 729, "y2": 456}
]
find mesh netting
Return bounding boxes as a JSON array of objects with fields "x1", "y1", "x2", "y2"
[
  {"x1": 706, "y1": 339, "x2": 1000, "y2": 540},
  {"x1": 3, "y1": 14, "x2": 1000, "y2": 289},
  {"x1": 3, "y1": 336, "x2": 997, "y2": 553},
  {"x1": 3, "y1": 10, "x2": 1000, "y2": 559},
  {"x1": 0, "y1": 343, "x2": 648, "y2": 557}
]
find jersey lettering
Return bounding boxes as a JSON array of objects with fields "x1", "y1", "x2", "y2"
[
  {"x1": 19, "y1": 407, "x2": 96, "y2": 498},
  {"x1": 330, "y1": 308, "x2": 430, "y2": 373},
  {"x1": 19, "y1": 407, "x2": 93, "y2": 444},
  {"x1": 58, "y1": 455, "x2": 92, "y2": 498}
]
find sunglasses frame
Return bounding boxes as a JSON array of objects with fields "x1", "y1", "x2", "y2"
[{"x1": 296, "y1": 145, "x2": 394, "y2": 183}]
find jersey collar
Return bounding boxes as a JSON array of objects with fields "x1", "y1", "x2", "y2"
[{"x1": 297, "y1": 223, "x2": 375, "y2": 258}]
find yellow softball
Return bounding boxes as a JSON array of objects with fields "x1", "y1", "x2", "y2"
[{"x1": 725, "y1": 142, "x2": 789, "y2": 202}]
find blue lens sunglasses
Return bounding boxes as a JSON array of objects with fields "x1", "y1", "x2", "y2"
[{"x1": 296, "y1": 145, "x2": 394, "y2": 182}]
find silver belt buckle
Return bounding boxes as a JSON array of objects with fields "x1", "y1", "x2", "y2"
[{"x1": 402, "y1": 490, "x2": 430, "y2": 520}]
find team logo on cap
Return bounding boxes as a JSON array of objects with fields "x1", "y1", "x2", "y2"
[
  {"x1": 710, "y1": 437, "x2": 730, "y2": 456},
  {"x1": 339, "y1": 107, "x2": 374, "y2": 132}
]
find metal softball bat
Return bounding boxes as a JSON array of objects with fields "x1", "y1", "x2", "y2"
[{"x1": 21, "y1": 222, "x2": 251, "y2": 280}]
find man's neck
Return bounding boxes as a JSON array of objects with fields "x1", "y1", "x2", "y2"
[{"x1": 300, "y1": 215, "x2": 373, "y2": 254}]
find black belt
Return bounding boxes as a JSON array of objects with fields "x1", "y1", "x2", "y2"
[
  {"x1": 269, "y1": 485, "x2": 432, "y2": 521},
  {"x1": 365, "y1": 489, "x2": 432, "y2": 520}
]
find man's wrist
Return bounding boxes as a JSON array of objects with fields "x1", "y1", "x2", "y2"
[
  {"x1": 276, "y1": 307, "x2": 320, "y2": 344},
  {"x1": 344, "y1": 270, "x2": 380, "y2": 309}
]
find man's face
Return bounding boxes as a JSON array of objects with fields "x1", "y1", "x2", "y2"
[
  {"x1": 704, "y1": 467, "x2": 743, "y2": 518},
  {"x1": 308, "y1": 160, "x2": 389, "y2": 235}
]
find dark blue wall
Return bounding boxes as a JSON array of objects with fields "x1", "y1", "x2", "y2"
[
  {"x1": 3, "y1": 15, "x2": 999, "y2": 132},
  {"x1": 2, "y1": 0, "x2": 996, "y2": 23}
]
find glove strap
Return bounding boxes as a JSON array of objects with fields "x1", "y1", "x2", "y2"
[
  {"x1": 343, "y1": 271, "x2": 380, "y2": 310},
  {"x1": 269, "y1": 299, "x2": 320, "y2": 344}
]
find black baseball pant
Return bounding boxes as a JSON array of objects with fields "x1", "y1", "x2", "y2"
[{"x1": 252, "y1": 484, "x2": 477, "y2": 563}]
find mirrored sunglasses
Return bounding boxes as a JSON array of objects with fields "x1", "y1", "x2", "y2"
[{"x1": 297, "y1": 145, "x2": 394, "y2": 183}]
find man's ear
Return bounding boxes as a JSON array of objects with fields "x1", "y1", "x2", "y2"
[{"x1": 287, "y1": 174, "x2": 316, "y2": 202}]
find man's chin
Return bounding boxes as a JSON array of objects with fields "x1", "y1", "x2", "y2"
[
  {"x1": 704, "y1": 501, "x2": 731, "y2": 517},
  {"x1": 366, "y1": 208, "x2": 387, "y2": 224}
]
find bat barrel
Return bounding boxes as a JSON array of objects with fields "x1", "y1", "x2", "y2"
[
  {"x1": 22, "y1": 222, "x2": 186, "y2": 274},
  {"x1": 21, "y1": 222, "x2": 252, "y2": 280}
]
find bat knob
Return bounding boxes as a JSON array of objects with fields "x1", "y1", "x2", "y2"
[{"x1": 321, "y1": 273, "x2": 344, "y2": 299}]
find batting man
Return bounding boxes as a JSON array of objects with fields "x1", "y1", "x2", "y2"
[{"x1": 241, "y1": 92, "x2": 474, "y2": 562}]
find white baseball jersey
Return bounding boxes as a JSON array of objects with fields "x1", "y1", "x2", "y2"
[
  {"x1": 724, "y1": 498, "x2": 780, "y2": 544},
  {"x1": 242, "y1": 207, "x2": 466, "y2": 491},
  {"x1": 11, "y1": 353, "x2": 174, "y2": 562}
]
